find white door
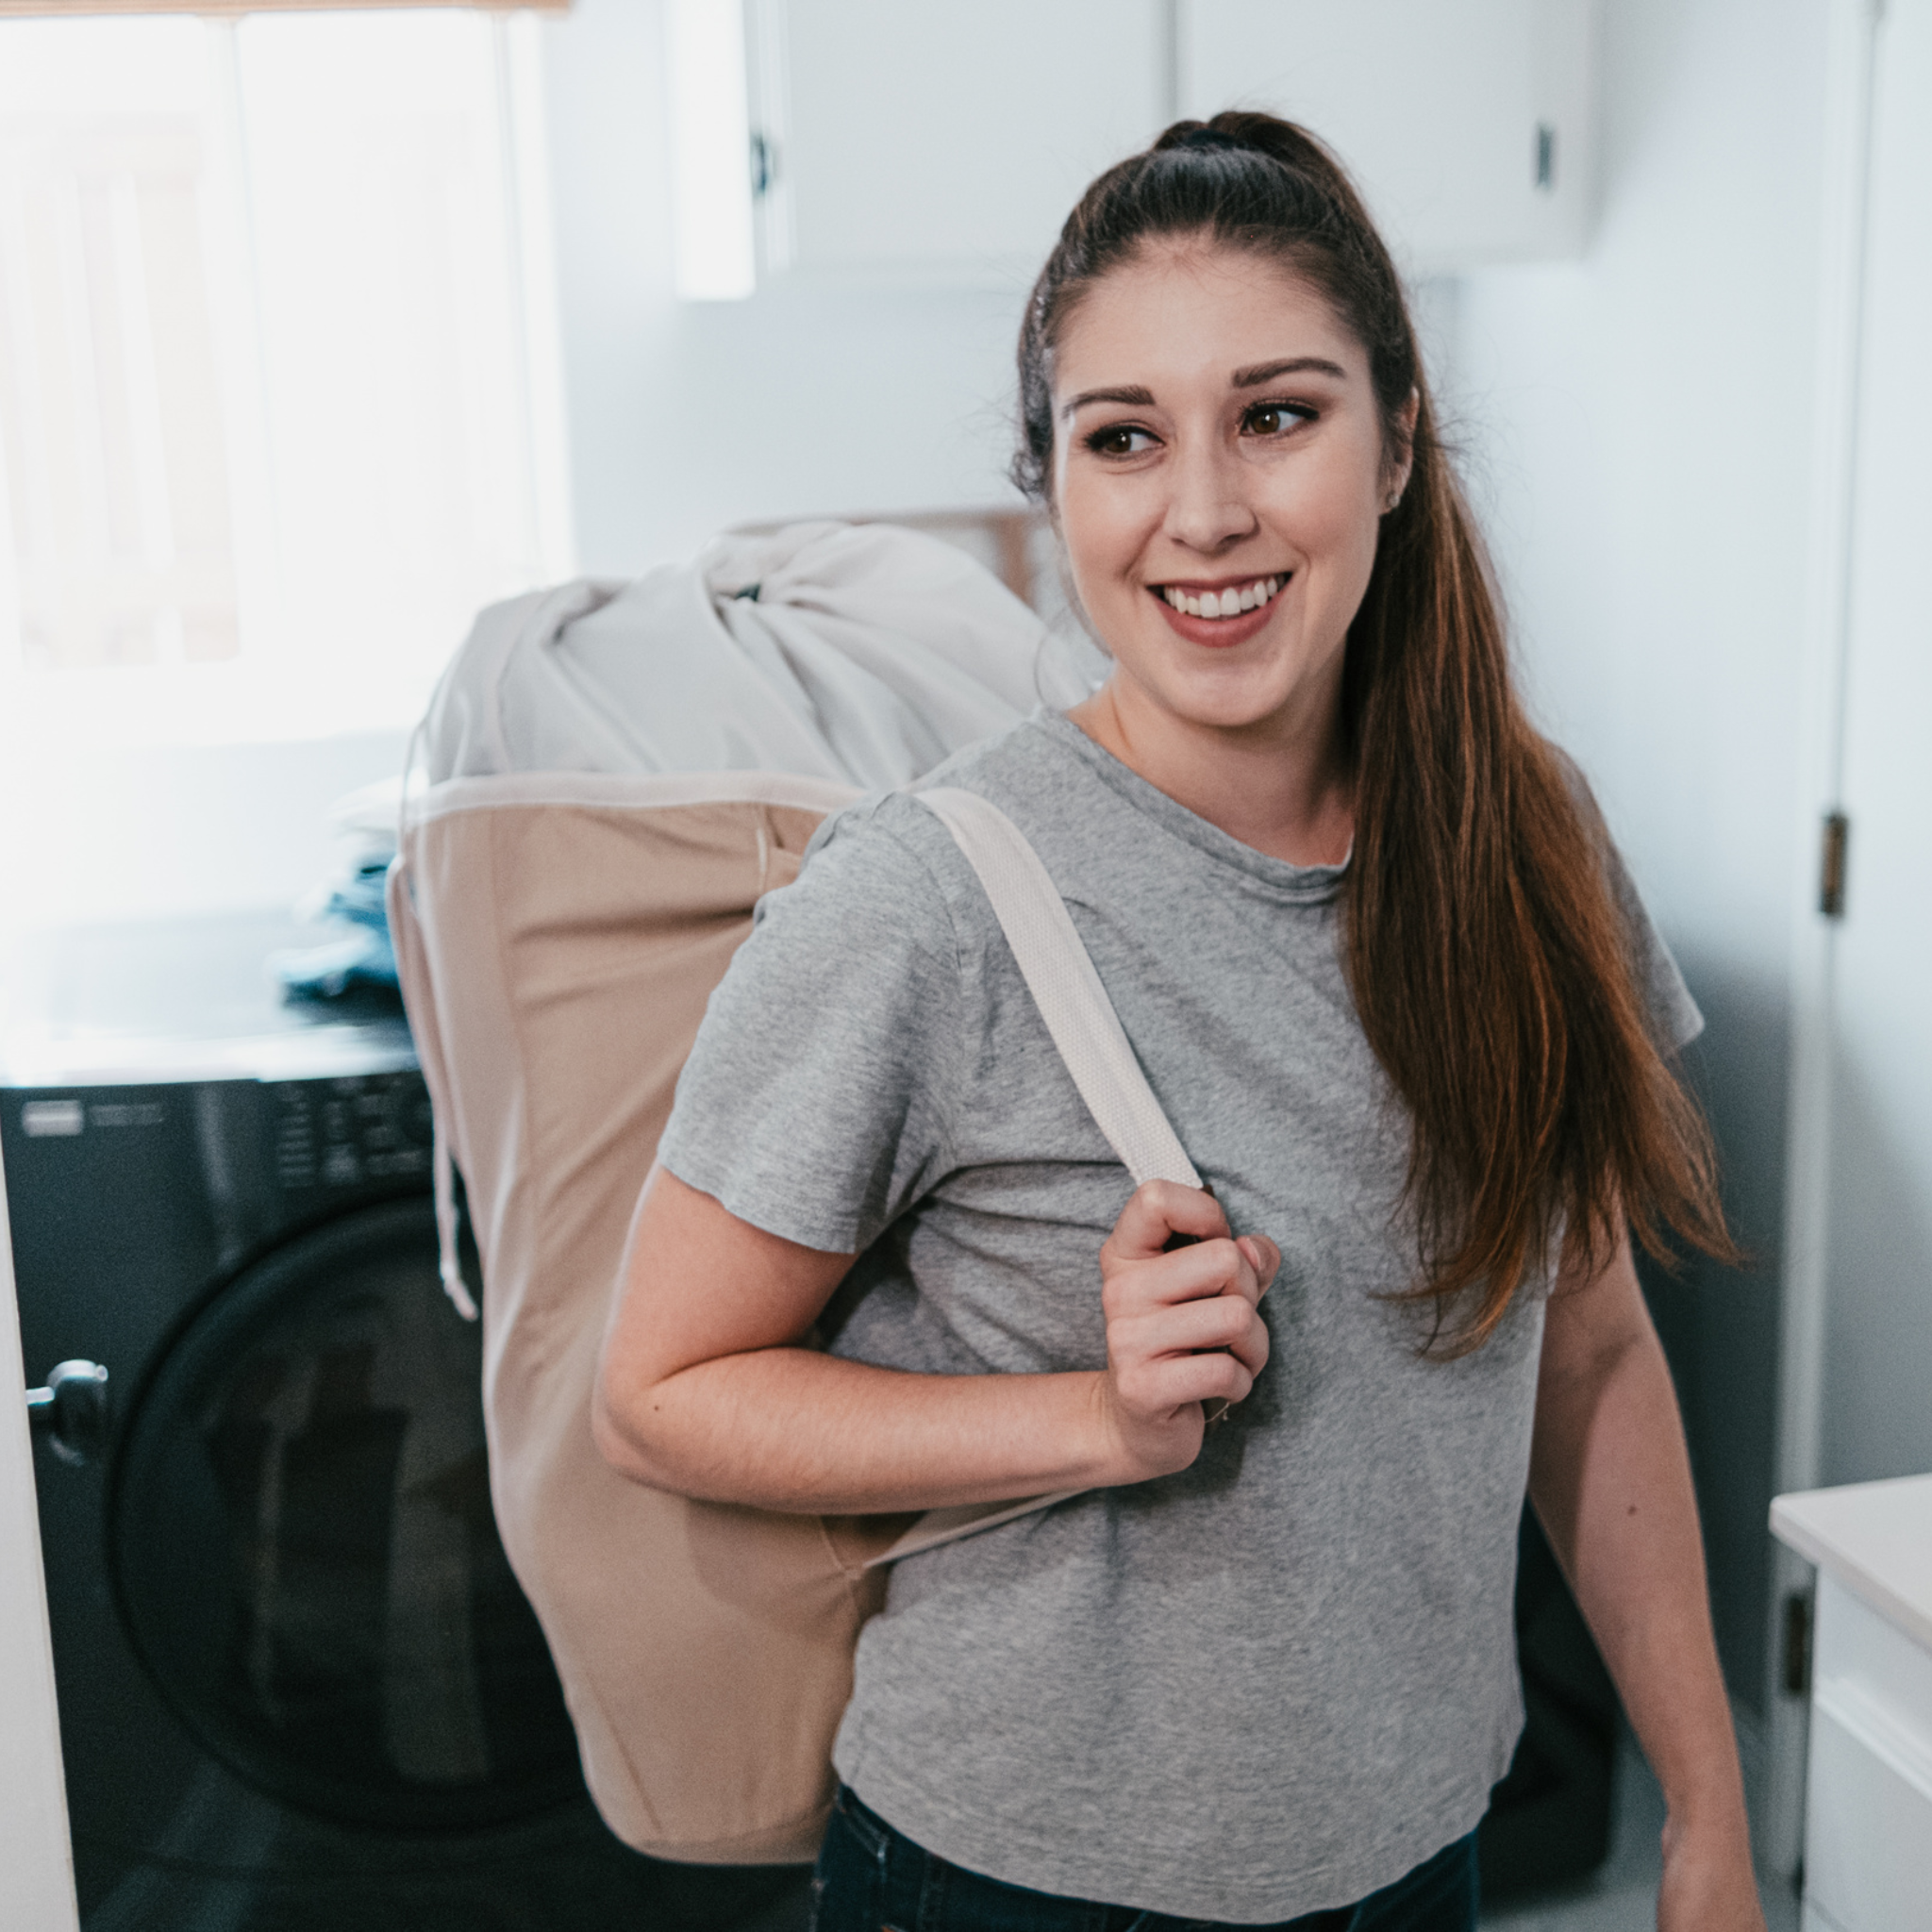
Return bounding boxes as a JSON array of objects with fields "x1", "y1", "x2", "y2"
[
  {"x1": 1820, "y1": 0, "x2": 1932, "y2": 1491},
  {"x1": 0, "y1": 1162, "x2": 81, "y2": 1931},
  {"x1": 1766, "y1": 0, "x2": 1932, "y2": 1882}
]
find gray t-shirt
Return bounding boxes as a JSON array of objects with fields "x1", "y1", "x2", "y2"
[{"x1": 657, "y1": 710, "x2": 1700, "y2": 1921}]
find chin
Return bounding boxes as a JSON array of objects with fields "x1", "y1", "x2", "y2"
[{"x1": 1144, "y1": 668, "x2": 1299, "y2": 734}]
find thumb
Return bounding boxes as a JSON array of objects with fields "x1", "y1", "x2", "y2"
[{"x1": 1236, "y1": 1235, "x2": 1282, "y2": 1297}]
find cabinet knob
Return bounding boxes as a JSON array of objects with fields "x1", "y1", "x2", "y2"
[{"x1": 26, "y1": 1359, "x2": 112, "y2": 1468}]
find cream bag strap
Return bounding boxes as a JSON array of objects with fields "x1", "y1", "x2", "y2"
[
  {"x1": 915, "y1": 787, "x2": 1201, "y2": 1192},
  {"x1": 866, "y1": 788, "x2": 1208, "y2": 1569}
]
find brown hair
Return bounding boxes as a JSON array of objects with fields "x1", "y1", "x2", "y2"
[{"x1": 1016, "y1": 112, "x2": 1737, "y2": 1350}]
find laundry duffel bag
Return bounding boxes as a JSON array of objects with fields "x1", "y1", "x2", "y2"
[{"x1": 386, "y1": 523, "x2": 1191, "y2": 1863}]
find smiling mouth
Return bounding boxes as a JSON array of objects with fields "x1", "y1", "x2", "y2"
[{"x1": 1154, "y1": 575, "x2": 1289, "y2": 621}]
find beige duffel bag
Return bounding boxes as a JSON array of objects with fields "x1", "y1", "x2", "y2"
[
  {"x1": 384, "y1": 524, "x2": 1200, "y2": 1863},
  {"x1": 391, "y1": 773, "x2": 875, "y2": 1865},
  {"x1": 388, "y1": 772, "x2": 1205, "y2": 1867}
]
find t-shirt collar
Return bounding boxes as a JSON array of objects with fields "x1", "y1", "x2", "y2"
[{"x1": 1030, "y1": 709, "x2": 1350, "y2": 906}]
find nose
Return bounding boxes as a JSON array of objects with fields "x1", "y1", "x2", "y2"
[{"x1": 1161, "y1": 438, "x2": 1257, "y2": 555}]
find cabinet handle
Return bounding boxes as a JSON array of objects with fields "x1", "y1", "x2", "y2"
[
  {"x1": 26, "y1": 1359, "x2": 111, "y2": 1468},
  {"x1": 750, "y1": 131, "x2": 774, "y2": 199}
]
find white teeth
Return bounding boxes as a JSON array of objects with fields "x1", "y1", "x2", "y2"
[{"x1": 1161, "y1": 575, "x2": 1286, "y2": 619}]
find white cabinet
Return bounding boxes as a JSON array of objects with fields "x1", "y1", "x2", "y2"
[
  {"x1": 746, "y1": 0, "x2": 1169, "y2": 286},
  {"x1": 685, "y1": 0, "x2": 1597, "y2": 293},
  {"x1": 1772, "y1": 1477, "x2": 1932, "y2": 1932},
  {"x1": 1180, "y1": 0, "x2": 1594, "y2": 271}
]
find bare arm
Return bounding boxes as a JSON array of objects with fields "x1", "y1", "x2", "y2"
[
  {"x1": 593, "y1": 1166, "x2": 1277, "y2": 1514},
  {"x1": 1529, "y1": 1231, "x2": 1765, "y2": 1931}
]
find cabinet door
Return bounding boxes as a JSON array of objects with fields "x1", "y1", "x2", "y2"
[
  {"x1": 749, "y1": 0, "x2": 1167, "y2": 286},
  {"x1": 1803, "y1": 1578, "x2": 1932, "y2": 1931},
  {"x1": 1180, "y1": 0, "x2": 1592, "y2": 270}
]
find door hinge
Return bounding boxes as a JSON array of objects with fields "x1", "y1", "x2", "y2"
[
  {"x1": 1782, "y1": 1591, "x2": 1813, "y2": 1697},
  {"x1": 1819, "y1": 811, "x2": 1850, "y2": 919}
]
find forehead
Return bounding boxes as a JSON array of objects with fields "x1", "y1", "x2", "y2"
[{"x1": 1052, "y1": 240, "x2": 1368, "y2": 395}]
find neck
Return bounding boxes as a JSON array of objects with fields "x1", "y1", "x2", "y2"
[{"x1": 1067, "y1": 671, "x2": 1354, "y2": 867}]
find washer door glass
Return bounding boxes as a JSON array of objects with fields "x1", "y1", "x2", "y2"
[{"x1": 110, "y1": 1196, "x2": 582, "y2": 1831}]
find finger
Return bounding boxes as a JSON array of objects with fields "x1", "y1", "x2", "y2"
[
  {"x1": 1104, "y1": 1236, "x2": 1250, "y2": 1313},
  {"x1": 1116, "y1": 1293, "x2": 1259, "y2": 1359},
  {"x1": 1227, "y1": 1306, "x2": 1271, "y2": 1376},
  {"x1": 1116, "y1": 1350, "x2": 1257, "y2": 1419},
  {"x1": 1236, "y1": 1235, "x2": 1281, "y2": 1292},
  {"x1": 1105, "y1": 1180, "x2": 1230, "y2": 1262}
]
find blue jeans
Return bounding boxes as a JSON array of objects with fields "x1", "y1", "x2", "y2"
[{"x1": 810, "y1": 1786, "x2": 1479, "y2": 1932}]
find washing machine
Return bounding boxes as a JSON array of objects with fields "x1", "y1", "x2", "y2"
[{"x1": 2, "y1": 913, "x2": 809, "y2": 1932}]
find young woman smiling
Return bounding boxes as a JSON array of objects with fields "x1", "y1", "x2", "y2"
[{"x1": 596, "y1": 115, "x2": 1764, "y2": 1930}]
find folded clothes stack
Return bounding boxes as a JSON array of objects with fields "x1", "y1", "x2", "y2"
[{"x1": 272, "y1": 776, "x2": 412, "y2": 1003}]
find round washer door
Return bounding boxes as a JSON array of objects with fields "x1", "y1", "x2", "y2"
[{"x1": 110, "y1": 1196, "x2": 582, "y2": 1832}]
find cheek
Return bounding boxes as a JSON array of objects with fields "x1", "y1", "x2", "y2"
[
  {"x1": 1055, "y1": 475, "x2": 1144, "y2": 608},
  {"x1": 1269, "y1": 454, "x2": 1383, "y2": 585}
]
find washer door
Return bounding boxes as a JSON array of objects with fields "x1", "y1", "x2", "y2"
[{"x1": 110, "y1": 1196, "x2": 582, "y2": 1832}]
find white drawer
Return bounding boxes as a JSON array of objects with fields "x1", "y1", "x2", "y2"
[{"x1": 1804, "y1": 1686, "x2": 1932, "y2": 1931}]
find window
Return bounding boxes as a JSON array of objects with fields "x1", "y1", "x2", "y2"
[{"x1": 0, "y1": 8, "x2": 572, "y2": 747}]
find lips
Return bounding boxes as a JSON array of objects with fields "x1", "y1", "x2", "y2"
[
  {"x1": 1145, "y1": 572, "x2": 1291, "y2": 649},
  {"x1": 1155, "y1": 575, "x2": 1288, "y2": 621}
]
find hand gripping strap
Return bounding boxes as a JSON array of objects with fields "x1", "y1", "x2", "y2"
[
  {"x1": 865, "y1": 788, "x2": 1206, "y2": 1571},
  {"x1": 912, "y1": 788, "x2": 1201, "y2": 1191}
]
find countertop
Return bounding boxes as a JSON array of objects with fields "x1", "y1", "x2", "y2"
[
  {"x1": 0, "y1": 911, "x2": 413, "y2": 1087},
  {"x1": 1771, "y1": 1472, "x2": 1932, "y2": 1653}
]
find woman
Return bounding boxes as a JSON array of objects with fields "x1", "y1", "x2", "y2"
[{"x1": 596, "y1": 115, "x2": 1765, "y2": 1930}]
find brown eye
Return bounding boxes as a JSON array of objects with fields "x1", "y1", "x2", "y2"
[
  {"x1": 1084, "y1": 424, "x2": 1157, "y2": 458},
  {"x1": 1241, "y1": 401, "x2": 1313, "y2": 439}
]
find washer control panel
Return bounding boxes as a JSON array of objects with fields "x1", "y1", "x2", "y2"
[{"x1": 273, "y1": 1072, "x2": 434, "y2": 1193}]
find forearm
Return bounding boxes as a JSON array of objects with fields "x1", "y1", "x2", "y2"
[
  {"x1": 1529, "y1": 1311, "x2": 1747, "y2": 1847},
  {"x1": 595, "y1": 1345, "x2": 1123, "y2": 1514}
]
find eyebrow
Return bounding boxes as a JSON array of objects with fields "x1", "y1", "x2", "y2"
[
  {"x1": 1232, "y1": 356, "x2": 1349, "y2": 387},
  {"x1": 1060, "y1": 383, "x2": 1155, "y2": 419},
  {"x1": 1060, "y1": 357, "x2": 1350, "y2": 420}
]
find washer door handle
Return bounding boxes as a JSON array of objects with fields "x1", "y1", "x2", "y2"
[{"x1": 27, "y1": 1359, "x2": 111, "y2": 1467}]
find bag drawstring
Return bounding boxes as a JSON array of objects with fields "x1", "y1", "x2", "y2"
[
  {"x1": 398, "y1": 715, "x2": 478, "y2": 1324},
  {"x1": 434, "y1": 1123, "x2": 478, "y2": 1322}
]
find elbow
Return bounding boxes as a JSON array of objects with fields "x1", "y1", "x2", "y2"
[{"x1": 591, "y1": 1358, "x2": 679, "y2": 1491}]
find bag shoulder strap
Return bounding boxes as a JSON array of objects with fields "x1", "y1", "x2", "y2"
[
  {"x1": 865, "y1": 788, "x2": 1206, "y2": 1571},
  {"x1": 912, "y1": 787, "x2": 1200, "y2": 1191}
]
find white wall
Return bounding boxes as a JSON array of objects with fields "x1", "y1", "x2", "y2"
[
  {"x1": 1453, "y1": 0, "x2": 1832, "y2": 1716},
  {"x1": 538, "y1": 0, "x2": 1035, "y2": 574}
]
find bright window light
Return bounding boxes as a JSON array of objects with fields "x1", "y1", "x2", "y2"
[
  {"x1": 668, "y1": 0, "x2": 757, "y2": 301},
  {"x1": 0, "y1": 8, "x2": 575, "y2": 752}
]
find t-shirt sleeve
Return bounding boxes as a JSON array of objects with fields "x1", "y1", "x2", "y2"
[
  {"x1": 1599, "y1": 833, "x2": 1704, "y2": 1053},
  {"x1": 655, "y1": 798, "x2": 968, "y2": 1255},
  {"x1": 1554, "y1": 749, "x2": 1704, "y2": 1054}
]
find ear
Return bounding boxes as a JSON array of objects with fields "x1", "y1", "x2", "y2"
[{"x1": 1382, "y1": 387, "x2": 1422, "y2": 511}]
